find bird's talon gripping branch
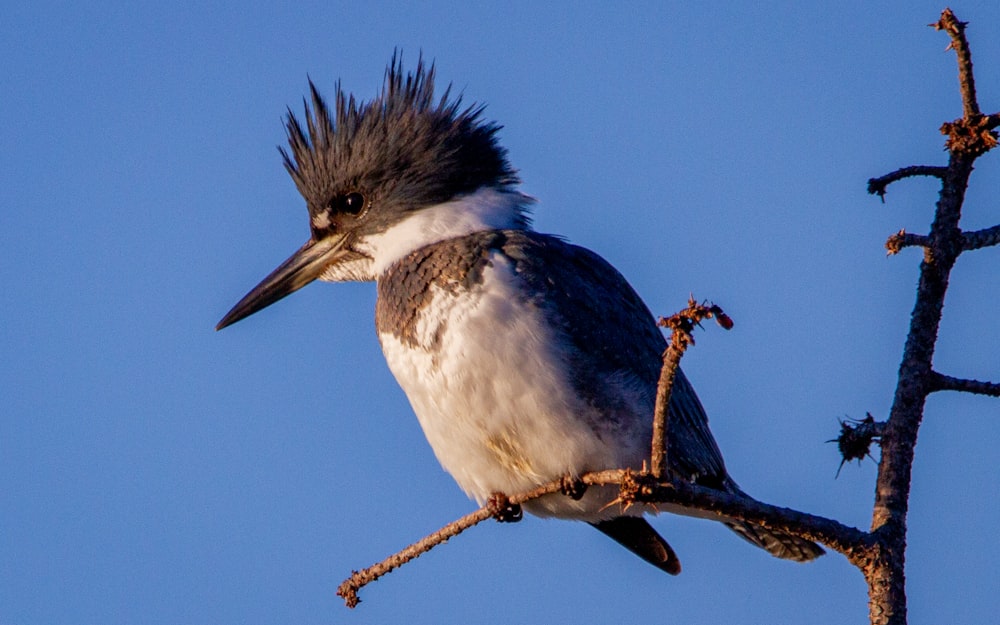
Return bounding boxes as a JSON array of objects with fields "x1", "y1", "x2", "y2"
[
  {"x1": 486, "y1": 493, "x2": 523, "y2": 523},
  {"x1": 559, "y1": 475, "x2": 587, "y2": 500}
]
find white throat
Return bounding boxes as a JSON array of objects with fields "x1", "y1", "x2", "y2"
[{"x1": 358, "y1": 187, "x2": 532, "y2": 277}]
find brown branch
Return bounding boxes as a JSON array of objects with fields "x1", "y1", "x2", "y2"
[
  {"x1": 651, "y1": 299, "x2": 732, "y2": 478},
  {"x1": 337, "y1": 508, "x2": 490, "y2": 608},
  {"x1": 336, "y1": 479, "x2": 566, "y2": 607},
  {"x1": 940, "y1": 115, "x2": 998, "y2": 157},
  {"x1": 962, "y1": 224, "x2": 1000, "y2": 250},
  {"x1": 337, "y1": 467, "x2": 870, "y2": 608},
  {"x1": 932, "y1": 11, "x2": 997, "y2": 157},
  {"x1": 867, "y1": 166, "x2": 947, "y2": 201},
  {"x1": 885, "y1": 229, "x2": 930, "y2": 255},
  {"x1": 932, "y1": 8, "x2": 980, "y2": 118},
  {"x1": 650, "y1": 329, "x2": 686, "y2": 480},
  {"x1": 929, "y1": 371, "x2": 1000, "y2": 397},
  {"x1": 865, "y1": 10, "x2": 996, "y2": 625},
  {"x1": 616, "y1": 473, "x2": 870, "y2": 560}
]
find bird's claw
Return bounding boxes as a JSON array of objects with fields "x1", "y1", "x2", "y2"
[
  {"x1": 559, "y1": 475, "x2": 588, "y2": 500},
  {"x1": 486, "y1": 492, "x2": 523, "y2": 523}
]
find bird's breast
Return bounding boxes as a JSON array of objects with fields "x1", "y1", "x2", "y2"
[{"x1": 375, "y1": 240, "x2": 636, "y2": 517}]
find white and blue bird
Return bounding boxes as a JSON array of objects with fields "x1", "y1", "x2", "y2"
[{"x1": 217, "y1": 56, "x2": 824, "y2": 574}]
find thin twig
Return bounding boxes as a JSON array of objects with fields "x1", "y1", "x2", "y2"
[
  {"x1": 932, "y1": 8, "x2": 980, "y2": 118},
  {"x1": 929, "y1": 371, "x2": 1000, "y2": 397},
  {"x1": 867, "y1": 166, "x2": 947, "y2": 200},
  {"x1": 337, "y1": 507, "x2": 490, "y2": 608},
  {"x1": 650, "y1": 344, "x2": 683, "y2": 480},
  {"x1": 932, "y1": 11, "x2": 998, "y2": 158},
  {"x1": 962, "y1": 224, "x2": 1000, "y2": 251},
  {"x1": 336, "y1": 479, "x2": 567, "y2": 607},
  {"x1": 650, "y1": 299, "x2": 730, "y2": 478},
  {"x1": 885, "y1": 230, "x2": 930, "y2": 255}
]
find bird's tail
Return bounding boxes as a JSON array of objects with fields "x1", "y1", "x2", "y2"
[
  {"x1": 719, "y1": 482, "x2": 825, "y2": 561},
  {"x1": 591, "y1": 516, "x2": 682, "y2": 575},
  {"x1": 723, "y1": 519, "x2": 824, "y2": 561}
]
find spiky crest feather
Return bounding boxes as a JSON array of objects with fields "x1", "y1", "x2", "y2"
[{"x1": 279, "y1": 54, "x2": 518, "y2": 221}]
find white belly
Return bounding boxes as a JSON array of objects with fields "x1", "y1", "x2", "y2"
[{"x1": 377, "y1": 254, "x2": 645, "y2": 520}]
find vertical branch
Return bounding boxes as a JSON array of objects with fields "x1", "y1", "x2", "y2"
[
  {"x1": 650, "y1": 300, "x2": 732, "y2": 479},
  {"x1": 865, "y1": 155, "x2": 972, "y2": 625},
  {"x1": 865, "y1": 9, "x2": 997, "y2": 625},
  {"x1": 933, "y1": 9, "x2": 980, "y2": 118},
  {"x1": 650, "y1": 338, "x2": 684, "y2": 479}
]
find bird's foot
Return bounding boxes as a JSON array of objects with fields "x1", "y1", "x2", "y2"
[
  {"x1": 486, "y1": 492, "x2": 522, "y2": 523},
  {"x1": 559, "y1": 475, "x2": 588, "y2": 500}
]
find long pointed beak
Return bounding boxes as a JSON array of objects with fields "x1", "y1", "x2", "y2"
[{"x1": 216, "y1": 234, "x2": 350, "y2": 330}]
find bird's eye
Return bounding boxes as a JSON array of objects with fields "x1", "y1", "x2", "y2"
[{"x1": 342, "y1": 192, "x2": 366, "y2": 215}]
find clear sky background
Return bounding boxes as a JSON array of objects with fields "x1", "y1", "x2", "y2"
[{"x1": 3, "y1": 2, "x2": 998, "y2": 624}]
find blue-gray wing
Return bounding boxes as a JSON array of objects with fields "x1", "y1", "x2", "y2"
[{"x1": 498, "y1": 231, "x2": 729, "y2": 484}]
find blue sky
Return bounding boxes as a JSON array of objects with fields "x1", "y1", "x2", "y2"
[{"x1": 3, "y1": 2, "x2": 998, "y2": 624}]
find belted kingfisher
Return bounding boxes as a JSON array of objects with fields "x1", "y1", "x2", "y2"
[{"x1": 217, "y1": 56, "x2": 824, "y2": 574}]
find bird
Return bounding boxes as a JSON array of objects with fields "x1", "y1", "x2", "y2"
[{"x1": 216, "y1": 55, "x2": 824, "y2": 574}]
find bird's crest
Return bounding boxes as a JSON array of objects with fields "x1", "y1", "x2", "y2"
[{"x1": 280, "y1": 53, "x2": 518, "y2": 213}]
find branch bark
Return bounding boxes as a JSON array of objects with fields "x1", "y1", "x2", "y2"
[
  {"x1": 932, "y1": 9, "x2": 980, "y2": 118},
  {"x1": 885, "y1": 230, "x2": 930, "y2": 255},
  {"x1": 651, "y1": 300, "x2": 731, "y2": 478},
  {"x1": 868, "y1": 166, "x2": 947, "y2": 200},
  {"x1": 962, "y1": 224, "x2": 1000, "y2": 250},
  {"x1": 864, "y1": 9, "x2": 997, "y2": 624},
  {"x1": 929, "y1": 372, "x2": 1000, "y2": 397},
  {"x1": 337, "y1": 467, "x2": 867, "y2": 608}
]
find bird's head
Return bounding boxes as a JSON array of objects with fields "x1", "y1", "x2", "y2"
[{"x1": 217, "y1": 54, "x2": 529, "y2": 330}]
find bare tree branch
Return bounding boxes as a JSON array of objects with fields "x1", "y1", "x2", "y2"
[
  {"x1": 651, "y1": 299, "x2": 732, "y2": 478},
  {"x1": 650, "y1": 319, "x2": 688, "y2": 480},
  {"x1": 929, "y1": 372, "x2": 1000, "y2": 397},
  {"x1": 962, "y1": 224, "x2": 1000, "y2": 250},
  {"x1": 867, "y1": 166, "x2": 947, "y2": 200},
  {"x1": 337, "y1": 467, "x2": 868, "y2": 608},
  {"x1": 863, "y1": 10, "x2": 998, "y2": 625},
  {"x1": 932, "y1": 9, "x2": 980, "y2": 118},
  {"x1": 337, "y1": 479, "x2": 567, "y2": 607},
  {"x1": 885, "y1": 230, "x2": 930, "y2": 255},
  {"x1": 612, "y1": 472, "x2": 870, "y2": 559}
]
